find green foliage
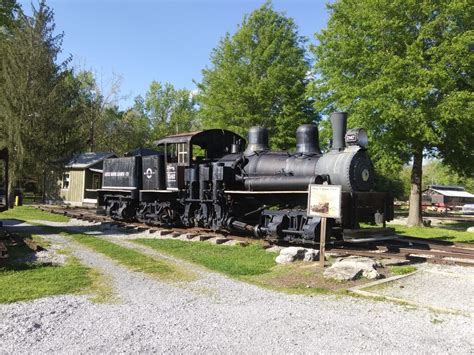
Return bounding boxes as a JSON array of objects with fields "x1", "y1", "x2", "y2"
[
  {"x1": 135, "y1": 239, "x2": 276, "y2": 277},
  {"x1": 311, "y1": 0, "x2": 473, "y2": 167},
  {"x1": 310, "y1": 0, "x2": 473, "y2": 223},
  {"x1": 0, "y1": 205, "x2": 70, "y2": 222},
  {"x1": 422, "y1": 160, "x2": 474, "y2": 192},
  {"x1": 143, "y1": 81, "x2": 198, "y2": 141},
  {"x1": 197, "y1": 1, "x2": 314, "y2": 149},
  {"x1": 0, "y1": 1, "x2": 85, "y2": 201}
]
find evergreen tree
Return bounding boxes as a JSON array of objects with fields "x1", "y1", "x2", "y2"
[
  {"x1": 197, "y1": 2, "x2": 314, "y2": 149},
  {"x1": 309, "y1": 0, "x2": 473, "y2": 226},
  {"x1": 0, "y1": 1, "x2": 84, "y2": 203}
]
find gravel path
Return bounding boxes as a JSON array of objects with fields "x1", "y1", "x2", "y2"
[{"x1": 0, "y1": 219, "x2": 473, "y2": 353}]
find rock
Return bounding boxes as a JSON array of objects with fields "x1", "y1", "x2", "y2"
[
  {"x1": 324, "y1": 265, "x2": 362, "y2": 281},
  {"x1": 324, "y1": 256, "x2": 382, "y2": 281},
  {"x1": 275, "y1": 254, "x2": 295, "y2": 264},
  {"x1": 280, "y1": 247, "x2": 306, "y2": 258},
  {"x1": 207, "y1": 237, "x2": 229, "y2": 245},
  {"x1": 467, "y1": 227, "x2": 474, "y2": 233},
  {"x1": 303, "y1": 249, "x2": 320, "y2": 262},
  {"x1": 223, "y1": 240, "x2": 248, "y2": 247},
  {"x1": 265, "y1": 245, "x2": 283, "y2": 253}
]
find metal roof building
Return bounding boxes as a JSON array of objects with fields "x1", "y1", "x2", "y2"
[{"x1": 422, "y1": 185, "x2": 474, "y2": 208}]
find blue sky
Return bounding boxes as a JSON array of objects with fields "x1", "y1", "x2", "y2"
[{"x1": 19, "y1": 0, "x2": 331, "y2": 108}]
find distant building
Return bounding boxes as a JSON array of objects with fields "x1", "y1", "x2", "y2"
[
  {"x1": 60, "y1": 152, "x2": 116, "y2": 207},
  {"x1": 422, "y1": 185, "x2": 474, "y2": 209}
]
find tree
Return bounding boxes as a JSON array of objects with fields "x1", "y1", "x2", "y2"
[
  {"x1": 143, "y1": 81, "x2": 197, "y2": 141},
  {"x1": 309, "y1": 0, "x2": 473, "y2": 226},
  {"x1": 197, "y1": 1, "x2": 314, "y2": 149},
  {"x1": 75, "y1": 70, "x2": 123, "y2": 152},
  {"x1": 0, "y1": 1, "x2": 84, "y2": 204}
]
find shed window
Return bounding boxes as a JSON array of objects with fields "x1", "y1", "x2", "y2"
[{"x1": 62, "y1": 173, "x2": 70, "y2": 189}]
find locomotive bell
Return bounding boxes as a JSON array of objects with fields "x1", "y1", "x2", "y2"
[
  {"x1": 296, "y1": 124, "x2": 321, "y2": 154},
  {"x1": 245, "y1": 126, "x2": 269, "y2": 155}
]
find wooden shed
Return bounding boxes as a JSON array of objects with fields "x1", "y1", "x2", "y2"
[{"x1": 60, "y1": 152, "x2": 115, "y2": 207}]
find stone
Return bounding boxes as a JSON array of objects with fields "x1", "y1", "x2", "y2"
[
  {"x1": 275, "y1": 254, "x2": 295, "y2": 264},
  {"x1": 324, "y1": 266, "x2": 362, "y2": 281},
  {"x1": 280, "y1": 247, "x2": 306, "y2": 259},
  {"x1": 303, "y1": 248, "x2": 320, "y2": 262},
  {"x1": 265, "y1": 245, "x2": 283, "y2": 253},
  {"x1": 207, "y1": 237, "x2": 229, "y2": 245},
  {"x1": 324, "y1": 256, "x2": 382, "y2": 281},
  {"x1": 223, "y1": 240, "x2": 248, "y2": 247},
  {"x1": 467, "y1": 227, "x2": 474, "y2": 233}
]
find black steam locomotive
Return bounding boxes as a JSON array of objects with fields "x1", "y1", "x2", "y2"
[{"x1": 98, "y1": 112, "x2": 393, "y2": 243}]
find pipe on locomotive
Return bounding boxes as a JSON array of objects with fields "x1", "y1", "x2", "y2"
[{"x1": 330, "y1": 112, "x2": 348, "y2": 151}]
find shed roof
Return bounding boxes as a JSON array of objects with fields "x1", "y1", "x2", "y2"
[
  {"x1": 430, "y1": 188, "x2": 474, "y2": 198},
  {"x1": 66, "y1": 152, "x2": 115, "y2": 169}
]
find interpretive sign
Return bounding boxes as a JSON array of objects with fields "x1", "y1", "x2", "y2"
[
  {"x1": 307, "y1": 184, "x2": 342, "y2": 219},
  {"x1": 307, "y1": 184, "x2": 342, "y2": 268}
]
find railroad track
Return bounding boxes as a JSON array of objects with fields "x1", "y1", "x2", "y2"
[{"x1": 38, "y1": 205, "x2": 474, "y2": 267}]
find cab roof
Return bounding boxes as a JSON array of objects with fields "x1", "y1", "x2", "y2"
[{"x1": 154, "y1": 129, "x2": 246, "y2": 147}]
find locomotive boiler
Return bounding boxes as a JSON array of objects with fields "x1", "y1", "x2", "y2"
[{"x1": 98, "y1": 112, "x2": 393, "y2": 243}]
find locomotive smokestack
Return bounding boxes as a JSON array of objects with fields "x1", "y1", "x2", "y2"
[
  {"x1": 330, "y1": 112, "x2": 348, "y2": 151},
  {"x1": 296, "y1": 124, "x2": 321, "y2": 154},
  {"x1": 245, "y1": 126, "x2": 269, "y2": 155}
]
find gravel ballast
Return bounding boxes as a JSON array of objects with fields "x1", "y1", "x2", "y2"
[{"x1": 0, "y1": 219, "x2": 473, "y2": 353}]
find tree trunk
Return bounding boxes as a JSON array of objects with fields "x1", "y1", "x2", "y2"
[
  {"x1": 407, "y1": 150, "x2": 423, "y2": 227},
  {"x1": 7, "y1": 177, "x2": 15, "y2": 209},
  {"x1": 42, "y1": 170, "x2": 47, "y2": 204}
]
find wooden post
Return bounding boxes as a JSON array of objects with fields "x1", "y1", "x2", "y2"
[{"x1": 319, "y1": 217, "x2": 327, "y2": 267}]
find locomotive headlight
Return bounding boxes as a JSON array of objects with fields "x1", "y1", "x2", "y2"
[{"x1": 345, "y1": 128, "x2": 368, "y2": 147}]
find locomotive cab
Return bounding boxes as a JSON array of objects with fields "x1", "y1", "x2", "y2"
[{"x1": 154, "y1": 130, "x2": 246, "y2": 190}]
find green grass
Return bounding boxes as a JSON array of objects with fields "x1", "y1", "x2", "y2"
[
  {"x1": 0, "y1": 205, "x2": 70, "y2": 223},
  {"x1": 389, "y1": 265, "x2": 417, "y2": 275},
  {"x1": 390, "y1": 224, "x2": 474, "y2": 243},
  {"x1": 133, "y1": 239, "x2": 352, "y2": 296},
  {"x1": 134, "y1": 239, "x2": 276, "y2": 277},
  {"x1": 68, "y1": 233, "x2": 191, "y2": 281},
  {"x1": 0, "y1": 239, "x2": 96, "y2": 303}
]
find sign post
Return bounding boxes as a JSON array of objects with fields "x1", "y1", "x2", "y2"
[{"x1": 307, "y1": 184, "x2": 342, "y2": 268}]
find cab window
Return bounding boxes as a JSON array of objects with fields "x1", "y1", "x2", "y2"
[{"x1": 167, "y1": 143, "x2": 189, "y2": 165}]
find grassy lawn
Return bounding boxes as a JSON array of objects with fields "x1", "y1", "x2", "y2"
[
  {"x1": 390, "y1": 224, "x2": 474, "y2": 243},
  {"x1": 0, "y1": 237, "x2": 98, "y2": 304},
  {"x1": 66, "y1": 233, "x2": 191, "y2": 281},
  {"x1": 133, "y1": 239, "x2": 363, "y2": 294},
  {"x1": 135, "y1": 239, "x2": 276, "y2": 277},
  {"x1": 0, "y1": 205, "x2": 70, "y2": 223}
]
